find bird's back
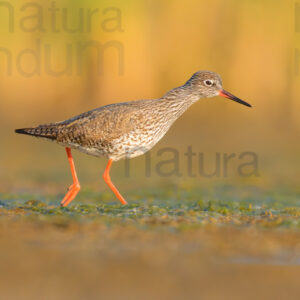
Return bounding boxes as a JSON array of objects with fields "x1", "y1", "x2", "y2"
[{"x1": 16, "y1": 98, "x2": 172, "y2": 160}]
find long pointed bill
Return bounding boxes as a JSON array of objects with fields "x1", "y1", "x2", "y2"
[{"x1": 219, "y1": 89, "x2": 252, "y2": 107}]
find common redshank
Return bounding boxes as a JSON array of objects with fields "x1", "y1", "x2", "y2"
[{"x1": 15, "y1": 71, "x2": 251, "y2": 207}]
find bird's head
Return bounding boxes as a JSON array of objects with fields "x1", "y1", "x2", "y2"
[{"x1": 185, "y1": 71, "x2": 251, "y2": 107}]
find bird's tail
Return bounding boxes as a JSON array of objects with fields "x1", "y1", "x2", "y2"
[{"x1": 15, "y1": 124, "x2": 59, "y2": 140}]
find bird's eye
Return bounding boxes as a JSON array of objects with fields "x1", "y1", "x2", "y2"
[{"x1": 204, "y1": 80, "x2": 214, "y2": 86}]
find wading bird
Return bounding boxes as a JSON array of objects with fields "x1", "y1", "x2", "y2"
[{"x1": 15, "y1": 71, "x2": 251, "y2": 206}]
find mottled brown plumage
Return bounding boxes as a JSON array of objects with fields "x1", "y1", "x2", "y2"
[{"x1": 15, "y1": 71, "x2": 251, "y2": 206}]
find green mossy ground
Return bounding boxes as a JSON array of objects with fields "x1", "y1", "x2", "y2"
[{"x1": 1, "y1": 185, "x2": 300, "y2": 229}]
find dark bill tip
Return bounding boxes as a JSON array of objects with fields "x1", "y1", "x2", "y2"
[{"x1": 219, "y1": 89, "x2": 252, "y2": 108}]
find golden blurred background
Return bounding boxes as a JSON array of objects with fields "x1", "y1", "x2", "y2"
[{"x1": 0, "y1": 0, "x2": 299, "y2": 195}]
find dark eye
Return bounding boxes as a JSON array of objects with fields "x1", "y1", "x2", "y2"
[{"x1": 204, "y1": 80, "x2": 213, "y2": 86}]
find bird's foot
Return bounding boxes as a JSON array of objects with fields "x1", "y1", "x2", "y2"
[{"x1": 60, "y1": 183, "x2": 80, "y2": 207}]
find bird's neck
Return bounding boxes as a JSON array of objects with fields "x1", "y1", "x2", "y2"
[{"x1": 160, "y1": 85, "x2": 200, "y2": 118}]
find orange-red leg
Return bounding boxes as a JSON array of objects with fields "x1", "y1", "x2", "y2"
[
  {"x1": 103, "y1": 159, "x2": 128, "y2": 205},
  {"x1": 60, "y1": 147, "x2": 80, "y2": 207}
]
